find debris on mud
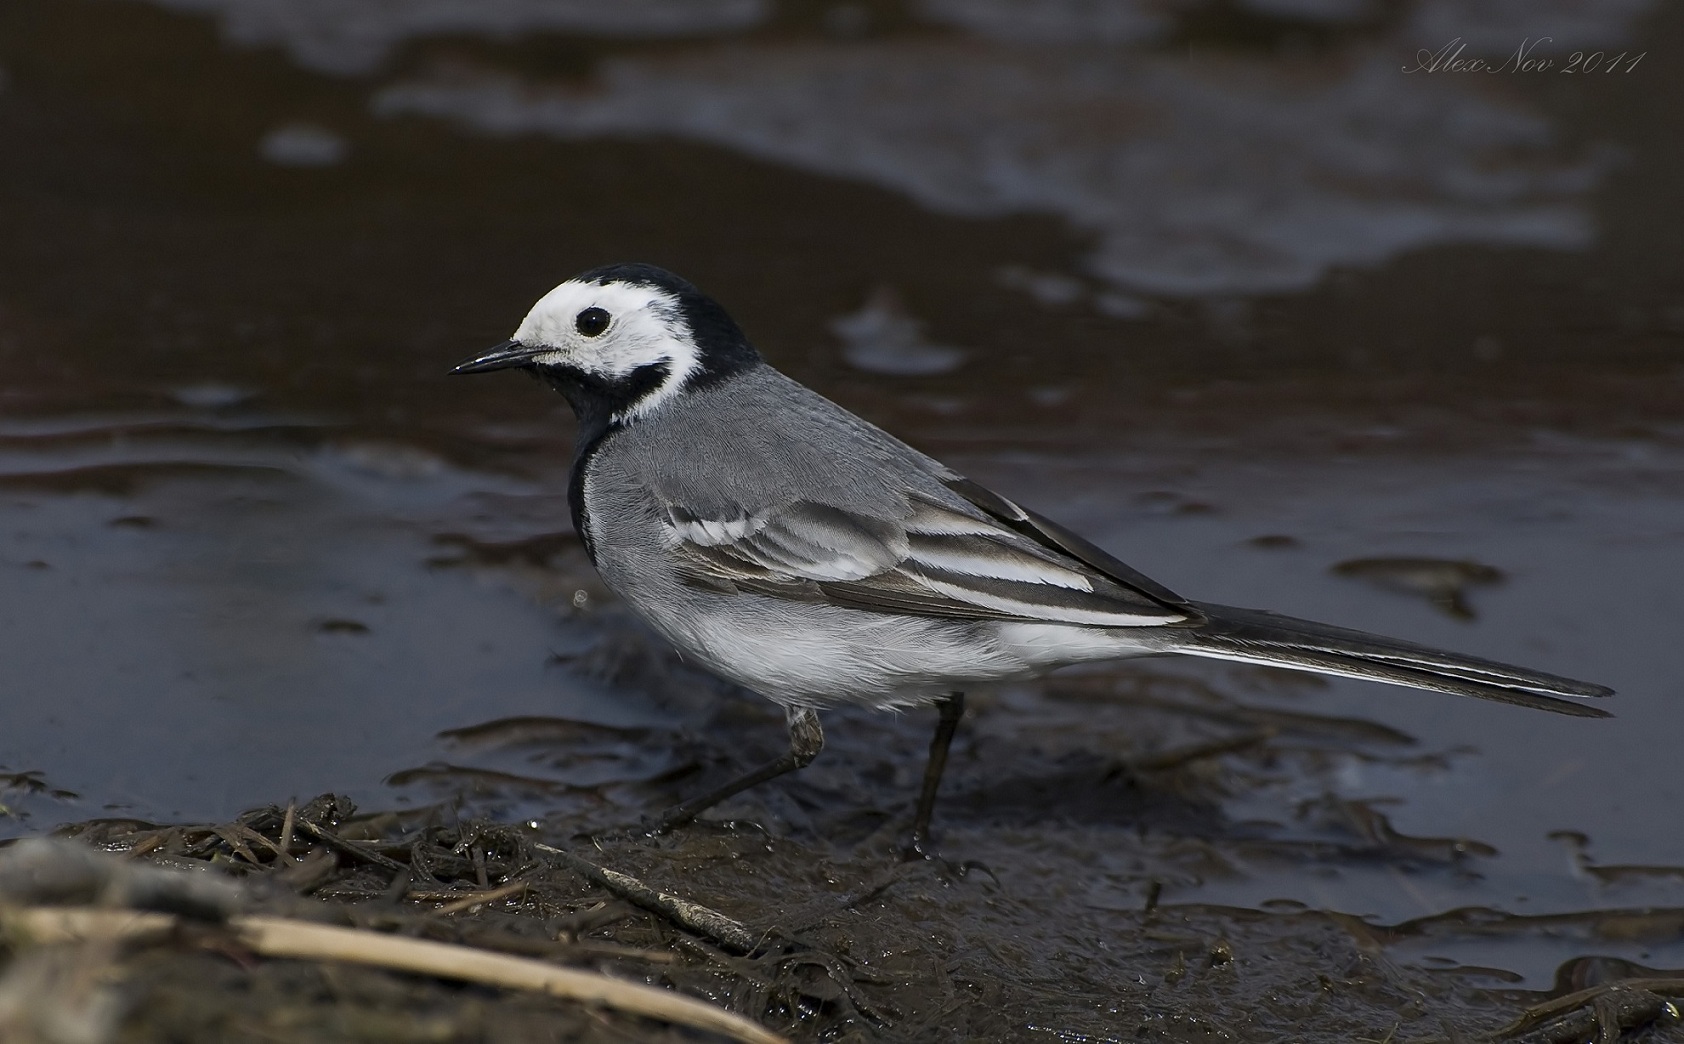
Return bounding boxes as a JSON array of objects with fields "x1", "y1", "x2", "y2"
[{"x1": 0, "y1": 774, "x2": 1673, "y2": 1043}]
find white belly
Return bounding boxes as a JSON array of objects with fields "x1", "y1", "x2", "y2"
[{"x1": 627, "y1": 589, "x2": 1156, "y2": 710}]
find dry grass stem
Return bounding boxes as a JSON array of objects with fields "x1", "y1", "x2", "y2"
[
  {"x1": 431, "y1": 880, "x2": 528, "y2": 916},
  {"x1": 1, "y1": 905, "x2": 785, "y2": 1044},
  {"x1": 277, "y1": 801, "x2": 297, "y2": 859},
  {"x1": 295, "y1": 821, "x2": 408, "y2": 874}
]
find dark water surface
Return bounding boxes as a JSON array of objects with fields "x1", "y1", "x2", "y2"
[{"x1": 3, "y1": 0, "x2": 1684, "y2": 1031}]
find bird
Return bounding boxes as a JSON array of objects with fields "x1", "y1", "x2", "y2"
[{"x1": 453, "y1": 262, "x2": 1612, "y2": 853}]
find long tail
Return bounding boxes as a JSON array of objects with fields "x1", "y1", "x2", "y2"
[{"x1": 1157, "y1": 601, "x2": 1613, "y2": 718}]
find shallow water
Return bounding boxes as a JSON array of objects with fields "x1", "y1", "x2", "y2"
[{"x1": 3, "y1": 0, "x2": 1684, "y2": 1027}]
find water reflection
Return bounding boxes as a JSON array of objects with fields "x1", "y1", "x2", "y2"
[
  {"x1": 371, "y1": 0, "x2": 1642, "y2": 295},
  {"x1": 0, "y1": 407, "x2": 627, "y2": 824},
  {"x1": 137, "y1": 0, "x2": 771, "y2": 75}
]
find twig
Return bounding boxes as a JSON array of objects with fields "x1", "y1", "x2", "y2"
[
  {"x1": 124, "y1": 834, "x2": 168, "y2": 859},
  {"x1": 275, "y1": 847, "x2": 337, "y2": 893},
  {"x1": 554, "y1": 899, "x2": 636, "y2": 939},
  {"x1": 231, "y1": 823, "x2": 291, "y2": 863},
  {"x1": 534, "y1": 843, "x2": 762, "y2": 955},
  {"x1": 295, "y1": 820, "x2": 408, "y2": 875},
  {"x1": 567, "y1": 939, "x2": 680, "y2": 965},
  {"x1": 1485, "y1": 978, "x2": 1684, "y2": 1039},
  {"x1": 278, "y1": 801, "x2": 297, "y2": 858},
  {"x1": 209, "y1": 826, "x2": 262, "y2": 867},
  {"x1": 1, "y1": 905, "x2": 784, "y2": 1044},
  {"x1": 432, "y1": 880, "x2": 527, "y2": 917},
  {"x1": 472, "y1": 844, "x2": 490, "y2": 889}
]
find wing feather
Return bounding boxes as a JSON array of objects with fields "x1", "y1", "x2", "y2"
[
  {"x1": 662, "y1": 488, "x2": 1188, "y2": 626},
  {"x1": 942, "y1": 477, "x2": 1193, "y2": 609}
]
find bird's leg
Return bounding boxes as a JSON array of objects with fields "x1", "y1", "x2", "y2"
[
  {"x1": 905, "y1": 692, "x2": 966, "y2": 859},
  {"x1": 650, "y1": 706, "x2": 824, "y2": 834}
]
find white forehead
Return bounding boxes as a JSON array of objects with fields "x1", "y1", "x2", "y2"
[{"x1": 512, "y1": 279, "x2": 684, "y2": 347}]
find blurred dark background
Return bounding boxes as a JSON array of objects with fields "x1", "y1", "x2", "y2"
[{"x1": 4, "y1": 0, "x2": 1680, "y2": 441}]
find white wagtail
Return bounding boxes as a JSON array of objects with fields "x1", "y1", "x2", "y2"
[{"x1": 455, "y1": 263, "x2": 1612, "y2": 850}]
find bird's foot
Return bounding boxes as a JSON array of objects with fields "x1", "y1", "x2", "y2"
[
  {"x1": 641, "y1": 810, "x2": 689, "y2": 838},
  {"x1": 897, "y1": 831, "x2": 938, "y2": 863},
  {"x1": 604, "y1": 806, "x2": 771, "y2": 842},
  {"x1": 585, "y1": 809, "x2": 694, "y2": 844},
  {"x1": 895, "y1": 832, "x2": 995, "y2": 883}
]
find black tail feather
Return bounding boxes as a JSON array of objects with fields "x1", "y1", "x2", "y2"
[{"x1": 1166, "y1": 601, "x2": 1613, "y2": 718}]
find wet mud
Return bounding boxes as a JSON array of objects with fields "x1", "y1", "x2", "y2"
[{"x1": 3, "y1": 0, "x2": 1684, "y2": 1040}]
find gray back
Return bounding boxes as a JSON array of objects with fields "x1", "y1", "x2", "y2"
[{"x1": 600, "y1": 364, "x2": 968, "y2": 525}]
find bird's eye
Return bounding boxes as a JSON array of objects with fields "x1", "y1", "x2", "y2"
[{"x1": 575, "y1": 307, "x2": 611, "y2": 337}]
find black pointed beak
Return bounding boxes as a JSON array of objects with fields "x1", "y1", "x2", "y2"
[{"x1": 452, "y1": 340, "x2": 546, "y2": 375}]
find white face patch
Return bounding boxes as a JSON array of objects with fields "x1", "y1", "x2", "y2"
[{"x1": 513, "y1": 279, "x2": 703, "y2": 423}]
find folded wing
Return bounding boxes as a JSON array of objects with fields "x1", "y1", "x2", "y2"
[{"x1": 664, "y1": 489, "x2": 1189, "y2": 627}]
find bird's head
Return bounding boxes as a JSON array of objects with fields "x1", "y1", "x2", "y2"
[{"x1": 454, "y1": 263, "x2": 760, "y2": 425}]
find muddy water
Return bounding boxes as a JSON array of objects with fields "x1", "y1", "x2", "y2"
[{"x1": 3, "y1": 0, "x2": 1684, "y2": 1030}]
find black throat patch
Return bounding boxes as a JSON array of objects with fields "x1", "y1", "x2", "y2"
[
  {"x1": 536, "y1": 263, "x2": 766, "y2": 562},
  {"x1": 539, "y1": 361, "x2": 671, "y2": 563}
]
